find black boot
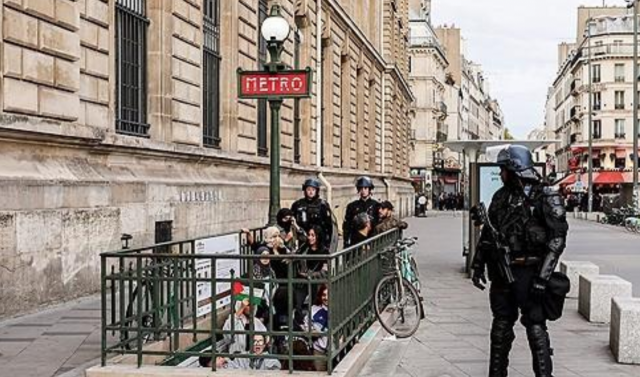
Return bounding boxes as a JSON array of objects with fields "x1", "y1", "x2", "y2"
[
  {"x1": 526, "y1": 324, "x2": 553, "y2": 377},
  {"x1": 489, "y1": 318, "x2": 515, "y2": 377}
]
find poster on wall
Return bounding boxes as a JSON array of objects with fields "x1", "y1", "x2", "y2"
[{"x1": 194, "y1": 233, "x2": 240, "y2": 317}]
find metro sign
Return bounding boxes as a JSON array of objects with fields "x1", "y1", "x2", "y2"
[{"x1": 238, "y1": 68, "x2": 312, "y2": 99}]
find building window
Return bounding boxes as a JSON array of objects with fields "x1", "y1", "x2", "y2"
[
  {"x1": 257, "y1": 0, "x2": 268, "y2": 157},
  {"x1": 593, "y1": 120, "x2": 602, "y2": 139},
  {"x1": 615, "y1": 158, "x2": 626, "y2": 169},
  {"x1": 203, "y1": 0, "x2": 221, "y2": 148},
  {"x1": 408, "y1": 56, "x2": 412, "y2": 73},
  {"x1": 115, "y1": 0, "x2": 149, "y2": 136},
  {"x1": 154, "y1": 221, "x2": 172, "y2": 254},
  {"x1": 615, "y1": 64, "x2": 625, "y2": 82},
  {"x1": 615, "y1": 119, "x2": 625, "y2": 138},
  {"x1": 593, "y1": 92, "x2": 601, "y2": 110},
  {"x1": 592, "y1": 64, "x2": 601, "y2": 83},
  {"x1": 293, "y1": 30, "x2": 301, "y2": 164},
  {"x1": 592, "y1": 157, "x2": 601, "y2": 169},
  {"x1": 615, "y1": 91, "x2": 625, "y2": 110}
]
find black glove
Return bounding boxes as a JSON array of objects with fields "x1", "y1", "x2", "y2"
[
  {"x1": 471, "y1": 268, "x2": 487, "y2": 291},
  {"x1": 530, "y1": 277, "x2": 547, "y2": 300}
]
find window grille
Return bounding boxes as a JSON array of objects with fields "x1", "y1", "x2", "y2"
[
  {"x1": 203, "y1": 0, "x2": 221, "y2": 147},
  {"x1": 115, "y1": 0, "x2": 149, "y2": 136}
]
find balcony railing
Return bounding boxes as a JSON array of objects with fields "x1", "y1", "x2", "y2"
[
  {"x1": 615, "y1": 133, "x2": 626, "y2": 139},
  {"x1": 586, "y1": 43, "x2": 635, "y2": 58}
]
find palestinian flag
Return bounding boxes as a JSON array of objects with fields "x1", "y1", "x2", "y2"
[{"x1": 232, "y1": 282, "x2": 264, "y2": 305}]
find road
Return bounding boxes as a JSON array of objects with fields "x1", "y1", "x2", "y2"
[{"x1": 359, "y1": 214, "x2": 640, "y2": 377}]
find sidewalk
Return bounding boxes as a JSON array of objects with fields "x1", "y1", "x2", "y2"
[
  {"x1": 0, "y1": 295, "x2": 103, "y2": 377},
  {"x1": 360, "y1": 216, "x2": 640, "y2": 377}
]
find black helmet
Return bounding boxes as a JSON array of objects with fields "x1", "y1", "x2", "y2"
[
  {"x1": 302, "y1": 178, "x2": 321, "y2": 191},
  {"x1": 496, "y1": 145, "x2": 539, "y2": 181},
  {"x1": 355, "y1": 176, "x2": 375, "y2": 189}
]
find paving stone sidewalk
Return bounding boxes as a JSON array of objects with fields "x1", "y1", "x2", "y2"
[
  {"x1": 0, "y1": 295, "x2": 104, "y2": 377},
  {"x1": 360, "y1": 216, "x2": 640, "y2": 377}
]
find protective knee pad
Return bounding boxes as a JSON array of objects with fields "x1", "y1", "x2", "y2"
[
  {"x1": 526, "y1": 324, "x2": 550, "y2": 350},
  {"x1": 491, "y1": 318, "x2": 516, "y2": 345},
  {"x1": 489, "y1": 318, "x2": 516, "y2": 377},
  {"x1": 526, "y1": 324, "x2": 553, "y2": 377}
]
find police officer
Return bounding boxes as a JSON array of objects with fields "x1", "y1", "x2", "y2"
[
  {"x1": 290, "y1": 178, "x2": 333, "y2": 247},
  {"x1": 343, "y1": 176, "x2": 381, "y2": 248},
  {"x1": 471, "y1": 145, "x2": 568, "y2": 377}
]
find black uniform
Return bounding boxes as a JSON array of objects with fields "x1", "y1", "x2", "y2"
[
  {"x1": 473, "y1": 183, "x2": 568, "y2": 377},
  {"x1": 290, "y1": 197, "x2": 333, "y2": 246},
  {"x1": 343, "y1": 197, "x2": 380, "y2": 248}
]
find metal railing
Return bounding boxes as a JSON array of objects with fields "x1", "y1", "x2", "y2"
[{"x1": 100, "y1": 228, "x2": 401, "y2": 373}]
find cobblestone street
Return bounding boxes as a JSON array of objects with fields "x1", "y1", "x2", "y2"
[{"x1": 360, "y1": 215, "x2": 640, "y2": 377}]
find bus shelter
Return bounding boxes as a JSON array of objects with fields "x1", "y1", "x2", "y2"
[{"x1": 443, "y1": 140, "x2": 558, "y2": 274}]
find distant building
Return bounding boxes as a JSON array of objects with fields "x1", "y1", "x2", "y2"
[
  {"x1": 546, "y1": 6, "x2": 638, "y2": 197},
  {"x1": 407, "y1": 3, "x2": 504, "y2": 201}
]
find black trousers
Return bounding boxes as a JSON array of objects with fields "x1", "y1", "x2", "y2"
[{"x1": 488, "y1": 265, "x2": 553, "y2": 377}]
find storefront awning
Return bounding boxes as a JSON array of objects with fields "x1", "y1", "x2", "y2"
[
  {"x1": 615, "y1": 150, "x2": 627, "y2": 159},
  {"x1": 594, "y1": 171, "x2": 624, "y2": 185}
]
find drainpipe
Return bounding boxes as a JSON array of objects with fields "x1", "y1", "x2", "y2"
[
  {"x1": 315, "y1": 0, "x2": 323, "y2": 167},
  {"x1": 318, "y1": 172, "x2": 332, "y2": 207},
  {"x1": 381, "y1": 74, "x2": 386, "y2": 173},
  {"x1": 382, "y1": 177, "x2": 392, "y2": 203}
]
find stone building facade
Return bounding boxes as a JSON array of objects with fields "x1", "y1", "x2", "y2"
[
  {"x1": 547, "y1": 6, "x2": 638, "y2": 193},
  {"x1": 407, "y1": 5, "x2": 504, "y2": 200},
  {"x1": 0, "y1": 0, "x2": 414, "y2": 317}
]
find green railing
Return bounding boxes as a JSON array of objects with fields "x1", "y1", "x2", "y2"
[{"x1": 100, "y1": 228, "x2": 400, "y2": 373}]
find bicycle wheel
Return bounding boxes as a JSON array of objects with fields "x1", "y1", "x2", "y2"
[{"x1": 374, "y1": 276, "x2": 422, "y2": 338}]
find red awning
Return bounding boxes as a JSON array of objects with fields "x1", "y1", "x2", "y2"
[
  {"x1": 558, "y1": 174, "x2": 577, "y2": 186},
  {"x1": 615, "y1": 150, "x2": 626, "y2": 159},
  {"x1": 594, "y1": 171, "x2": 624, "y2": 185},
  {"x1": 443, "y1": 176, "x2": 458, "y2": 184}
]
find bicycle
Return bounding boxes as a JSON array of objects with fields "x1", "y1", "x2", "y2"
[{"x1": 373, "y1": 237, "x2": 423, "y2": 338}]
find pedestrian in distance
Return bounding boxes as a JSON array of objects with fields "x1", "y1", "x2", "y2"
[
  {"x1": 471, "y1": 145, "x2": 569, "y2": 377},
  {"x1": 343, "y1": 176, "x2": 380, "y2": 248}
]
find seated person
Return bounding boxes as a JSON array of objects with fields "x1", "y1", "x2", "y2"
[
  {"x1": 375, "y1": 201, "x2": 408, "y2": 234},
  {"x1": 303, "y1": 285, "x2": 329, "y2": 372},
  {"x1": 215, "y1": 334, "x2": 281, "y2": 370},
  {"x1": 223, "y1": 283, "x2": 267, "y2": 354},
  {"x1": 350, "y1": 213, "x2": 373, "y2": 246}
]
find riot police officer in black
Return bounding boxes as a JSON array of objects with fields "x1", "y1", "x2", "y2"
[
  {"x1": 290, "y1": 178, "x2": 333, "y2": 247},
  {"x1": 343, "y1": 176, "x2": 381, "y2": 248},
  {"x1": 471, "y1": 145, "x2": 568, "y2": 377}
]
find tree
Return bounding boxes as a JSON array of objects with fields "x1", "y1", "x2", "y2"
[{"x1": 503, "y1": 128, "x2": 515, "y2": 140}]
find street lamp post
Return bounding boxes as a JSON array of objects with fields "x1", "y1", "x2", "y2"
[
  {"x1": 586, "y1": 19, "x2": 594, "y2": 213},
  {"x1": 239, "y1": 6, "x2": 312, "y2": 225},
  {"x1": 260, "y1": 5, "x2": 290, "y2": 225},
  {"x1": 630, "y1": 0, "x2": 640, "y2": 208}
]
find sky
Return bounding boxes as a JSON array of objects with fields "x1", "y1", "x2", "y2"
[{"x1": 431, "y1": 0, "x2": 622, "y2": 139}]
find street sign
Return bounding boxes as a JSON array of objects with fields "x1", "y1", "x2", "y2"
[{"x1": 237, "y1": 68, "x2": 312, "y2": 99}]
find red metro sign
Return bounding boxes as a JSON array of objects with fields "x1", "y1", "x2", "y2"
[{"x1": 238, "y1": 68, "x2": 312, "y2": 99}]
